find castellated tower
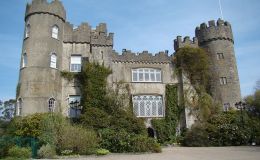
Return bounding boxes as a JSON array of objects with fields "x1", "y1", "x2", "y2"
[
  {"x1": 195, "y1": 19, "x2": 241, "y2": 109},
  {"x1": 17, "y1": 0, "x2": 66, "y2": 115}
]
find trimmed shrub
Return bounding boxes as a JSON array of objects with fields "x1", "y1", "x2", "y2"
[
  {"x1": 8, "y1": 146, "x2": 31, "y2": 158},
  {"x1": 59, "y1": 125, "x2": 98, "y2": 155},
  {"x1": 37, "y1": 144, "x2": 56, "y2": 159},
  {"x1": 96, "y1": 149, "x2": 110, "y2": 156}
]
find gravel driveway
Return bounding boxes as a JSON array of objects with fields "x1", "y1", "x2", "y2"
[{"x1": 51, "y1": 146, "x2": 260, "y2": 160}]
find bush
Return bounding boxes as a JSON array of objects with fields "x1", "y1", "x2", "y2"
[
  {"x1": 110, "y1": 109, "x2": 146, "y2": 135},
  {"x1": 59, "y1": 125, "x2": 98, "y2": 155},
  {"x1": 8, "y1": 146, "x2": 31, "y2": 158},
  {"x1": 99, "y1": 129, "x2": 161, "y2": 153},
  {"x1": 99, "y1": 129, "x2": 132, "y2": 153},
  {"x1": 80, "y1": 107, "x2": 110, "y2": 129},
  {"x1": 130, "y1": 135, "x2": 162, "y2": 153},
  {"x1": 37, "y1": 144, "x2": 56, "y2": 159},
  {"x1": 38, "y1": 113, "x2": 70, "y2": 149},
  {"x1": 0, "y1": 136, "x2": 15, "y2": 158},
  {"x1": 7, "y1": 113, "x2": 48, "y2": 138},
  {"x1": 182, "y1": 123, "x2": 209, "y2": 147},
  {"x1": 96, "y1": 149, "x2": 110, "y2": 156}
]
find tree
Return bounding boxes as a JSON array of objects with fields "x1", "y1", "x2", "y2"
[
  {"x1": 0, "y1": 99, "x2": 16, "y2": 121},
  {"x1": 245, "y1": 80, "x2": 260, "y2": 117},
  {"x1": 255, "y1": 79, "x2": 260, "y2": 91}
]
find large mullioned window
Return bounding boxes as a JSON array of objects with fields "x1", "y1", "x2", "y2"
[
  {"x1": 132, "y1": 68, "x2": 161, "y2": 82},
  {"x1": 70, "y1": 55, "x2": 82, "y2": 72},
  {"x1": 132, "y1": 95, "x2": 164, "y2": 117}
]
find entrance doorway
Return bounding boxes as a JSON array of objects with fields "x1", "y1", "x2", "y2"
[{"x1": 147, "y1": 127, "x2": 155, "y2": 138}]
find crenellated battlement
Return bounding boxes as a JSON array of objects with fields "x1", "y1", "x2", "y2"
[
  {"x1": 25, "y1": 0, "x2": 66, "y2": 22},
  {"x1": 63, "y1": 22, "x2": 91, "y2": 43},
  {"x1": 63, "y1": 23, "x2": 113, "y2": 46},
  {"x1": 174, "y1": 36, "x2": 198, "y2": 51},
  {"x1": 91, "y1": 23, "x2": 113, "y2": 46},
  {"x1": 112, "y1": 50, "x2": 171, "y2": 64},
  {"x1": 195, "y1": 19, "x2": 233, "y2": 44}
]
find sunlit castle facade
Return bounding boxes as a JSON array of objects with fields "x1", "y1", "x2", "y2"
[{"x1": 16, "y1": 0, "x2": 241, "y2": 128}]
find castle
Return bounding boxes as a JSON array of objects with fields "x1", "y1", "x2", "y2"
[{"x1": 16, "y1": 0, "x2": 241, "y2": 128}]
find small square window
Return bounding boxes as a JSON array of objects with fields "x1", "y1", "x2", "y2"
[
  {"x1": 217, "y1": 53, "x2": 224, "y2": 60},
  {"x1": 220, "y1": 77, "x2": 227, "y2": 85}
]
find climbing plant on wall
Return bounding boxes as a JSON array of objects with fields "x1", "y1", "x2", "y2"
[
  {"x1": 151, "y1": 84, "x2": 180, "y2": 144},
  {"x1": 174, "y1": 46, "x2": 210, "y2": 92},
  {"x1": 78, "y1": 63, "x2": 112, "y2": 111}
]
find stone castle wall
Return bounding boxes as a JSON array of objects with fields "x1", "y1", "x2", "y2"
[{"x1": 17, "y1": 0, "x2": 241, "y2": 123}]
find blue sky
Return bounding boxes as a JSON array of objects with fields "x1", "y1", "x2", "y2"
[{"x1": 0, "y1": 0, "x2": 259, "y2": 101}]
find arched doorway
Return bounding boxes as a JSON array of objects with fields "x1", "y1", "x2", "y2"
[{"x1": 147, "y1": 127, "x2": 155, "y2": 138}]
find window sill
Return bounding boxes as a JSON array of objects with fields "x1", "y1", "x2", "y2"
[
  {"x1": 51, "y1": 37, "x2": 59, "y2": 41},
  {"x1": 50, "y1": 67, "x2": 58, "y2": 70},
  {"x1": 136, "y1": 115, "x2": 164, "y2": 118},
  {"x1": 131, "y1": 81, "x2": 162, "y2": 83}
]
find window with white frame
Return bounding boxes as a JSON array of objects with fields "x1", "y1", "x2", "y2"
[
  {"x1": 132, "y1": 95, "x2": 164, "y2": 117},
  {"x1": 132, "y1": 68, "x2": 161, "y2": 82},
  {"x1": 22, "y1": 53, "x2": 27, "y2": 68},
  {"x1": 220, "y1": 77, "x2": 227, "y2": 85},
  {"x1": 70, "y1": 55, "x2": 82, "y2": 72},
  {"x1": 17, "y1": 98, "x2": 22, "y2": 116},
  {"x1": 50, "y1": 53, "x2": 57, "y2": 68},
  {"x1": 68, "y1": 95, "x2": 81, "y2": 118},
  {"x1": 48, "y1": 98, "x2": 55, "y2": 112},
  {"x1": 52, "y1": 25, "x2": 59, "y2": 39},
  {"x1": 25, "y1": 23, "x2": 30, "y2": 38}
]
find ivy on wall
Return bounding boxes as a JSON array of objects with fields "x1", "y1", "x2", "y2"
[
  {"x1": 78, "y1": 63, "x2": 112, "y2": 111},
  {"x1": 60, "y1": 71, "x2": 76, "y2": 82},
  {"x1": 151, "y1": 84, "x2": 180, "y2": 144}
]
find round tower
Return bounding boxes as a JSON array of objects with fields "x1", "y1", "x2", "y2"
[
  {"x1": 195, "y1": 19, "x2": 241, "y2": 109},
  {"x1": 17, "y1": 0, "x2": 66, "y2": 116}
]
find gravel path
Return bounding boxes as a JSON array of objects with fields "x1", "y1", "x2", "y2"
[{"x1": 51, "y1": 146, "x2": 260, "y2": 160}]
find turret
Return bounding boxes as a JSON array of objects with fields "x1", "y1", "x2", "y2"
[
  {"x1": 195, "y1": 19, "x2": 241, "y2": 109},
  {"x1": 17, "y1": 0, "x2": 66, "y2": 116}
]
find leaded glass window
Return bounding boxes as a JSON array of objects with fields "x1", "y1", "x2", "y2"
[{"x1": 132, "y1": 95, "x2": 164, "y2": 117}]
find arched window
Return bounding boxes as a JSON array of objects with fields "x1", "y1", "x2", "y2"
[
  {"x1": 25, "y1": 23, "x2": 30, "y2": 38},
  {"x1": 52, "y1": 25, "x2": 59, "y2": 39},
  {"x1": 17, "y1": 98, "x2": 22, "y2": 116},
  {"x1": 50, "y1": 53, "x2": 57, "y2": 68},
  {"x1": 48, "y1": 98, "x2": 55, "y2": 112},
  {"x1": 22, "y1": 53, "x2": 27, "y2": 68}
]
